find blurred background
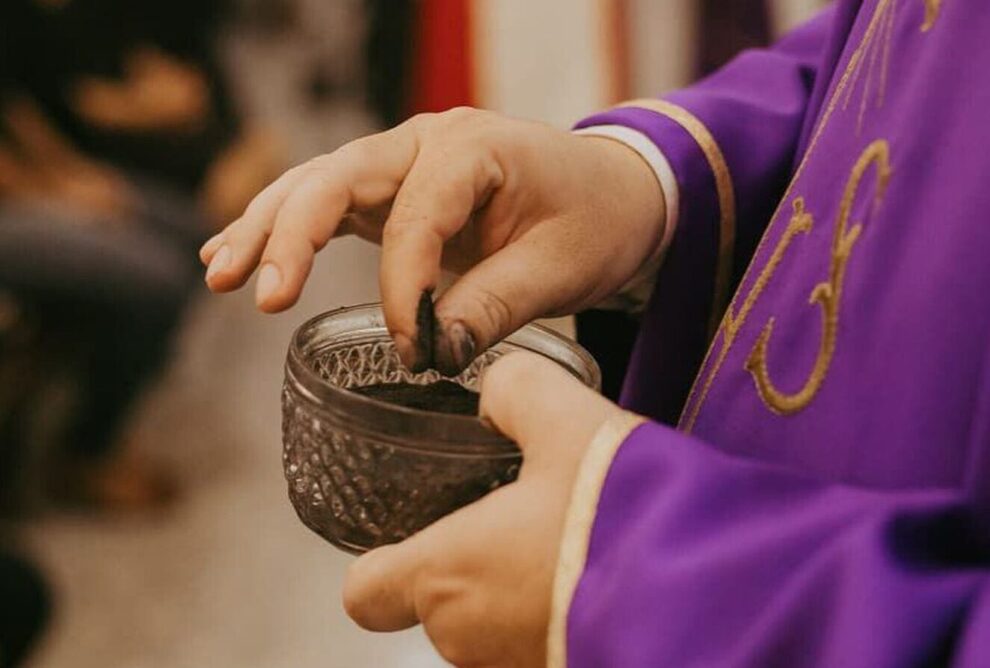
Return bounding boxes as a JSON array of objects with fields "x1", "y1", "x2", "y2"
[{"x1": 0, "y1": 1, "x2": 824, "y2": 666}]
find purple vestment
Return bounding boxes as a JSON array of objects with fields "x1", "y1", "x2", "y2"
[{"x1": 557, "y1": 1, "x2": 990, "y2": 665}]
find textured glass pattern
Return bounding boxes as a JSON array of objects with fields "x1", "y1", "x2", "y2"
[
  {"x1": 283, "y1": 339, "x2": 518, "y2": 553},
  {"x1": 310, "y1": 340, "x2": 501, "y2": 391}
]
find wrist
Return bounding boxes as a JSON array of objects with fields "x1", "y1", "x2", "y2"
[
  {"x1": 574, "y1": 128, "x2": 675, "y2": 262},
  {"x1": 572, "y1": 133, "x2": 670, "y2": 310},
  {"x1": 577, "y1": 134, "x2": 667, "y2": 264}
]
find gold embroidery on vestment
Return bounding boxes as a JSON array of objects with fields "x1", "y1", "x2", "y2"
[
  {"x1": 878, "y1": 0, "x2": 899, "y2": 109},
  {"x1": 744, "y1": 140, "x2": 891, "y2": 415},
  {"x1": 616, "y1": 99, "x2": 736, "y2": 338},
  {"x1": 698, "y1": 198, "x2": 814, "y2": 418},
  {"x1": 841, "y1": 0, "x2": 901, "y2": 134},
  {"x1": 680, "y1": 0, "x2": 937, "y2": 432},
  {"x1": 680, "y1": 0, "x2": 894, "y2": 432}
]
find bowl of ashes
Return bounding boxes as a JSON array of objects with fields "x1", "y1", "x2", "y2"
[{"x1": 281, "y1": 303, "x2": 601, "y2": 554}]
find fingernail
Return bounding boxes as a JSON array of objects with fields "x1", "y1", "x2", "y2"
[
  {"x1": 449, "y1": 321, "x2": 476, "y2": 370},
  {"x1": 255, "y1": 263, "x2": 282, "y2": 304},
  {"x1": 205, "y1": 245, "x2": 231, "y2": 281},
  {"x1": 434, "y1": 320, "x2": 476, "y2": 377}
]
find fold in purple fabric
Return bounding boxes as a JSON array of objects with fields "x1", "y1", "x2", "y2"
[{"x1": 569, "y1": 423, "x2": 989, "y2": 667}]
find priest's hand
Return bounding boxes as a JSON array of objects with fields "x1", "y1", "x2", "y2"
[
  {"x1": 342, "y1": 352, "x2": 622, "y2": 668},
  {"x1": 200, "y1": 107, "x2": 664, "y2": 373}
]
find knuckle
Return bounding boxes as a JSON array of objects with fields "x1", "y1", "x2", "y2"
[
  {"x1": 240, "y1": 196, "x2": 268, "y2": 222},
  {"x1": 407, "y1": 111, "x2": 438, "y2": 133},
  {"x1": 288, "y1": 158, "x2": 318, "y2": 175},
  {"x1": 301, "y1": 165, "x2": 346, "y2": 204},
  {"x1": 442, "y1": 105, "x2": 478, "y2": 122},
  {"x1": 415, "y1": 108, "x2": 503, "y2": 159},
  {"x1": 413, "y1": 570, "x2": 455, "y2": 621},
  {"x1": 380, "y1": 215, "x2": 415, "y2": 243},
  {"x1": 224, "y1": 218, "x2": 264, "y2": 247},
  {"x1": 382, "y1": 200, "x2": 435, "y2": 240},
  {"x1": 291, "y1": 159, "x2": 323, "y2": 184},
  {"x1": 474, "y1": 286, "x2": 514, "y2": 342},
  {"x1": 380, "y1": 223, "x2": 402, "y2": 245},
  {"x1": 426, "y1": 107, "x2": 482, "y2": 138},
  {"x1": 329, "y1": 136, "x2": 372, "y2": 165},
  {"x1": 306, "y1": 153, "x2": 338, "y2": 173},
  {"x1": 277, "y1": 160, "x2": 311, "y2": 183},
  {"x1": 431, "y1": 636, "x2": 476, "y2": 668},
  {"x1": 421, "y1": 601, "x2": 482, "y2": 668},
  {"x1": 417, "y1": 580, "x2": 485, "y2": 665}
]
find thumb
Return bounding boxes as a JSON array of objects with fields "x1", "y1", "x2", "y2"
[
  {"x1": 432, "y1": 222, "x2": 593, "y2": 376},
  {"x1": 478, "y1": 352, "x2": 618, "y2": 468},
  {"x1": 378, "y1": 146, "x2": 502, "y2": 372},
  {"x1": 342, "y1": 487, "x2": 490, "y2": 633},
  {"x1": 342, "y1": 540, "x2": 426, "y2": 632}
]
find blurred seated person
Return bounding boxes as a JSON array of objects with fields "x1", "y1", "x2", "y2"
[
  {"x1": 0, "y1": 547, "x2": 49, "y2": 668},
  {"x1": 0, "y1": 94, "x2": 204, "y2": 510},
  {"x1": 2, "y1": 0, "x2": 282, "y2": 226}
]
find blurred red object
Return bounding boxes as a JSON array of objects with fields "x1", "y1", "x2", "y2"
[{"x1": 410, "y1": 0, "x2": 476, "y2": 113}]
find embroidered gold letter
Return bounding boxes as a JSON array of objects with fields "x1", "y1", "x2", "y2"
[
  {"x1": 744, "y1": 140, "x2": 891, "y2": 415},
  {"x1": 681, "y1": 0, "x2": 939, "y2": 432}
]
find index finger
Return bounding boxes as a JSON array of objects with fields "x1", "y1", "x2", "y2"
[
  {"x1": 255, "y1": 125, "x2": 422, "y2": 311},
  {"x1": 203, "y1": 120, "x2": 420, "y2": 306},
  {"x1": 379, "y1": 145, "x2": 504, "y2": 369}
]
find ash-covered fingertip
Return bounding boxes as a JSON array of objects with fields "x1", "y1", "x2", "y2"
[{"x1": 434, "y1": 320, "x2": 477, "y2": 377}]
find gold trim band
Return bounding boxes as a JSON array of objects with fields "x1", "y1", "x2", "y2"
[
  {"x1": 616, "y1": 99, "x2": 737, "y2": 338},
  {"x1": 546, "y1": 411, "x2": 648, "y2": 668}
]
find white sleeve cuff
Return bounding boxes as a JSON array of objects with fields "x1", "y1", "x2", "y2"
[{"x1": 573, "y1": 125, "x2": 680, "y2": 314}]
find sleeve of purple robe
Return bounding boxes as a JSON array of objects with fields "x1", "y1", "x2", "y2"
[
  {"x1": 548, "y1": 416, "x2": 990, "y2": 667},
  {"x1": 573, "y1": 8, "x2": 837, "y2": 422},
  {"x1": 575, "y1": 7, "x2": 834, "y2": 320}
]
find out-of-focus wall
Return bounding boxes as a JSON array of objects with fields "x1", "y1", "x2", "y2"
[
  {"x1": 628, "y1": 0, "x2": 698, "y2": 96},
  {"x1": 473, "y1": 0, "x2": 613, "y2": 128},
  {"x1": 629, "y1": 0, "x2": 830, "y2": 97},
  {"x1": 769, "y1": 0, "x2": 830, "y2": 33},
  {"x1": 419, "y1": 0, "x2": 831, "y2": 128}
]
